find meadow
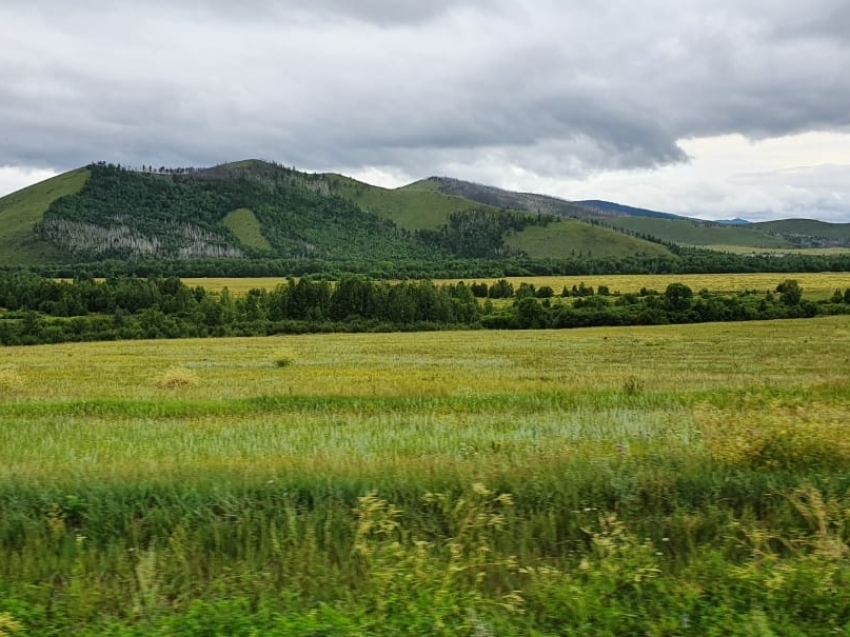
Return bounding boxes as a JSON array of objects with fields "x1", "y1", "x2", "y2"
[
  {"x1": 2, "y1": 318, "x2": 850, "y2": 634},
  {"x1": 182, "y1": 271, "x2": 850, "y2": 299}
]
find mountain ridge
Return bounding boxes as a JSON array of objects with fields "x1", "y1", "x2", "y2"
[
  {"x1": 2, "y1": 160, "x2": 849, "y2": 269},
  {"x1": 0, "y1": 161, "x2": 672, "y2": 266}
]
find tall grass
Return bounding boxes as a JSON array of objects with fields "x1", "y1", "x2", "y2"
[{"x1": 2, "y1": 318, "x2": 850, "y2": 633}]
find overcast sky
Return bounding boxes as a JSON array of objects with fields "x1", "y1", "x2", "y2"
[{"x1": 2, "y1": 1, "x2": 849, "y2": 221}]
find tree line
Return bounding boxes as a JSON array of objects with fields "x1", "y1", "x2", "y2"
[
  {"x1": 1, "y1": 274, "x2": 850, "y2": 346},
  {"x1": 6, "y1": 245, "x2": 850, "y2": 283}
]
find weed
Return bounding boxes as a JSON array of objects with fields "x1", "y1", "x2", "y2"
[{"x1": 622, "y1": 375, "x2": 643, "y2": 395}]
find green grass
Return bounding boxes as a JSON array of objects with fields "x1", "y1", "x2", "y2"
[
  {"x1": 324, "y1": 173, "x2": 498, "y2": 231},
  {"x1": 506, "y1": 218, "x2": 672, "y2": 258},
  {"x1": 753, "y1": 218, "x2": 850, "y2": 240},
  {"x1": 606, "y1": 216, "x2": 792, "y2": 248},
  {"x1": 222, "y1": 208, "x2": 272, "y2": 252},
  {"x1": 0, "y1": 168, "x2": 89, "y2": 265},
  {"x1": 3, "y1": 319, "x2": 850, "y2": 632},
  {"x1": 398, "y1": 177, "x2": 442, "y2": 193},
  {"x1": 326, "y1": 174, "x2": 677, "y2": 258}
]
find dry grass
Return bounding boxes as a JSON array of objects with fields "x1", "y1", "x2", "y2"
[
  {"x1": 0, "y1": 368, "x2": 24, "y2": 394},
  {"x1": 155, "y1": 367, "x2": 200, "y2": 389},
  {"x1": 179, "y1": 273, "x2": 850, "y2": 299},
  {"x1": 1, "y1": 316, "x2": 849, "y2": 486},
  {"x1": 1, "y1": 317, "x2": 848, "y2": 402}
]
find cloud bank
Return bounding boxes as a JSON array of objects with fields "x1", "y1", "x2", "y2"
[{"x1": 1, "y1": 0, "x2": 849, "y2": 219}]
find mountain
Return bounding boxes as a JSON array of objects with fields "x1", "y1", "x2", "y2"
[
  {"x1": 4, "y1": 160, "x2": 848, "y2": 270},
  {"x1": 424, "y1": 179, "x2": 850, "y2": 251},
  {"x1": 409, "y1": 177, "x2": 595, "y2": 219},
  {"x1": 574, "y1": 200, "x2": 685, "y2": 220},
  {"x1": 0, "y1": 161, "x2": 673, "y2": 267},
  {"x1": 326, "y1": 175, "x2": 670, "y2": 259}
]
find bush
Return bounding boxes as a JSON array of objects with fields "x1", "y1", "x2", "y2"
[{"x1": 273, "y1": 348, "x2": 296, "y2": 368}]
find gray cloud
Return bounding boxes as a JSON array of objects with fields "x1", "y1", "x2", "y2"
[{"x1": 1, "y1": 1, "x2": 849, "y2": 218}]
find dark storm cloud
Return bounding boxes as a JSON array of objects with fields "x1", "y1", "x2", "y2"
[{"x1": 1, "y1": 0, "x2": 848, "y2": 183}]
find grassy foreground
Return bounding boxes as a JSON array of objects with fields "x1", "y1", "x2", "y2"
[{"x1": 2, "y1": 319, "x2": 850, "y2": 634}]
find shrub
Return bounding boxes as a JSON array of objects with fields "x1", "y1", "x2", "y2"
[{"x1": 273, "y1": 348, "x2": 296, "y2": 368}]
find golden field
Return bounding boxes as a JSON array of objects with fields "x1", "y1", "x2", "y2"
[{"x1": 181, "y1": 272, "x2": 850, "y2": 298}]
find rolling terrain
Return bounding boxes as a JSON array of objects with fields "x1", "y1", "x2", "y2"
[
  {"x1": 424, "y1": 178, "x2": 850, "y2": 251},
  {"x1": 0, "y1": 161, "x2": 673, "y2": 266},
  {"x1": 2, "y1": 160, "x2": 850, "y2": 270}
]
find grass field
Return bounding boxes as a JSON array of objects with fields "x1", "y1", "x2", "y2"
[
  {"x1": 182, "y1": 272, "x2": 850, "y2": 298},
  {"x1": 222, "y1": 208, "x2": 273, "y2": 252},
  {"x1": 326, "y1": 173, "x2": 490, "y2": 231},
  {"x1": 605, "y1": 217, "x2": 792, "y2": 248},
  {"x1": 504, "y1": 219, "x2": 670, "y2": 259},
  {"x1": 2, "y1": 318, "x2": 850, "y2": 634},
  {"x1": 753, "y1": 218, "x2": 850, "y2": 240},
  {"x1": 705, "y1": 244, "x2": 850, "y2": 256}
]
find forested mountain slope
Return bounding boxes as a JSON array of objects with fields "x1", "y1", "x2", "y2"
[{"x1": 1, "y1": 161, "x2": 675, "y2": 266}]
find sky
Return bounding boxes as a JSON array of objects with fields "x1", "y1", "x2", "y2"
[{"x1": 1, "y1": 1, "x2": 849, "y2": 222}]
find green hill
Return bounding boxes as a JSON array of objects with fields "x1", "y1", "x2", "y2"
[
  {"x1": 33, "y1": 162, "x2": 445, "y2": 263},
  {"x1": 323, "y1": 174, "x2": 504, "y2": 231},
  {"x1": 324, "y1": 174, "x2": 673, "y2": 258},
  {"x1": 0, "y1": 161, "x2": 681, "y2": 267},
  {"x1": 751, "y1": 219, "x2": 850, "y2": 247},
  {"x1": 600, "y1": 216, "x2": 850, "y2": 251},
  {"x1": 505, "y1": 219, "x2": 671, "y2": 259},
  {"x1": 30, "y1": 160, "x2": 850, "y2": 268},
  {"x1": 0, "y1": 169, "x2": 90, "y2": 266},
  {"x1": 602, "y1": 217, "x2": 793, "y2": 249}
]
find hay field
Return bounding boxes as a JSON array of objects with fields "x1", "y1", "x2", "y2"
[
  {"x1": 2, "y1": 318, "x2": 850, "y2": 634},
  {"x1": 182, "y1": 272, "x2": 850, "y2": 298}
]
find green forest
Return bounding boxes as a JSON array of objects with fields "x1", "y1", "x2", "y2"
[
  {"x1": 0, "y1": 162, "x2": 848, "y2": 278},
  {"x1": 32, "y1": 163, "x2": 555, "y2": 265},
  {"x1": 1, "y1": 273, "x2": 848, "y2": 346}
]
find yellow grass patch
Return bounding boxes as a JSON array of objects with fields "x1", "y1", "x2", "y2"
[
  {"x1": 0, "y1": 368, "x2": 24, "y2": 393},
  {"x1": 179, "y1": 272, "x2": 850, "y2": 299},
  {"x1": 155, "y1": 366, "x2": 200, "y2": 389}
]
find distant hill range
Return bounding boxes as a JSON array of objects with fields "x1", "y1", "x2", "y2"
[
  {"x1": 422, "y1": 178, "x2": 850, "y2": 251},
  {"x1": 574, "y1": 200, "x2": 684, "y2": 221},
  {"x1": 0, "y1": 159, "x2": 849, "y2": 268}
]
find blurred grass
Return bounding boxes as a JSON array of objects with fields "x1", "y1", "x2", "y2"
[{"x1": 3, "y1": 317, "x2": 850, "y2": 633}]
